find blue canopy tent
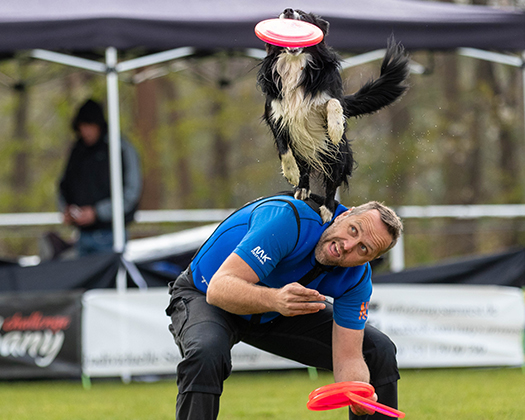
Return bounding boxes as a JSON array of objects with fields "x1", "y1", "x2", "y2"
[{"x1": 0, "y1": 0, "x2": 524, "y2": 289}]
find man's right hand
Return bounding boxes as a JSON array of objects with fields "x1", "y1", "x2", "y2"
[
  {"x1": 274, "y1": 282, "x2": 326, "y2": 317},
  {"x1": 207, "y1": 254, "x2": 326, "y2": 317}
]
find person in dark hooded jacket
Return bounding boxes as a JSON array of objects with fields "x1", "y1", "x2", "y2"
[{"x1": 58, "y1": 99, "x2": 142, "y2": 256}]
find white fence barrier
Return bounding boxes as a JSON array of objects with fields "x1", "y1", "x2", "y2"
[{"x1": 3, "y1": 205, "x2": 525, "y2": 272}]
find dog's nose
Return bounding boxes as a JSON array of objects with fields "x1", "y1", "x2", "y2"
[
  {"x1": 286, "y1": 47, "x2": 303, "y2": 55},
  {"x1": 282, "y1": 8, "x2": 295, "y2": 19}
]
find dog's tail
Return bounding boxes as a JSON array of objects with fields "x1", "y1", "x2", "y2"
[{"x1": 343, "y1": 36, "x2": 410, "y2": 118}]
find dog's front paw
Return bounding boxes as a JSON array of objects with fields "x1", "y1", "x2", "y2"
[
  {"x1": 280, "y1": 149, "x2": 300, "y2": 186},
  {"x1": 319, "y1": 205, "x2": 334, "y2": 224},
  {"x1": 326, "y1": 99, "x2": 344, "y2": 144},
  {"x1": 294, "y1": 187, "x2": 311, "y2": 201}
]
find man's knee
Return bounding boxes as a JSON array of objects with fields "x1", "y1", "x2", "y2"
[
  {"x1": 177, "y1": 322, "x2": 233, "y2": 395},
  {"x1": 363, "y1": 325, "x2": 399, "y2": 386}
]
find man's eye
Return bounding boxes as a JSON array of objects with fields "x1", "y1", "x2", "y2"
[
  {"x1": 360, "y1": 244, "x2": 368, "y2": 253},
  {"x1": 350, "y1": 226, "x2": 357, "y2": 235}
]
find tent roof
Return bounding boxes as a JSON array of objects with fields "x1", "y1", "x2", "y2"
[{"x1": 1, "y1": 0, "x2": 524, "y2": 54}]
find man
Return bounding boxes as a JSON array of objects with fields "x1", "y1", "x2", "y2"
[
  {"x1": 166, "y1": 192, "x2": 403, "y2": 419},
  {"x1": 58, "y1": 99, "x2": 142, "y2": 256}
]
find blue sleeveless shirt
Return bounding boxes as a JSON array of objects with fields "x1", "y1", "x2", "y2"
[{"x1": 190, "y1": 194, "x2": 372, "y2": 329}]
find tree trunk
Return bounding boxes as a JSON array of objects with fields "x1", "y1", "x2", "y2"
[
  {"x1": 159, "y1": 77, "x2": 193, "y2": 208},
  {"x1": 209, "y1": 58, "x2": 232, "y2": 208},
  {"x1": 10, "y1": 60, "x2": 30, "y2": 211},
  {"x1": 135, "y1": 74, "x2": 161, "y2": 209},
  {"x1": 210, "y1": 98, "x2": 231, "y2": 207}
]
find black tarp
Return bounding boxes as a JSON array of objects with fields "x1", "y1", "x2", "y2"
[
  {"x1": 374, "y1": 247, "x2": 525, "y2": 287},
  {"x1": 0, "y1": 291, "x2": 83, "y2": 379},
  {"x1": 0, "y1": 0, "x2": 524, "y2": 53},
  {"x1": 0, "y1": 252, "x2": 121, "y2": 292}
]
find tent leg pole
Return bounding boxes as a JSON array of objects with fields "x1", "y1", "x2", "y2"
[
  {"x1": 522, "y1": 52, "x2": 525, "y2": 164},
  {"x1": 106, "y1": 47, "x2": 127, "y2": 291},
  {"x1": 389, "y1": 233, "x2": 405, "y2": 272}
]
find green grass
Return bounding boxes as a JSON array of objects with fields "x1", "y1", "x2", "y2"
[{"x1": 0, "y1": 368, "x2": 523, "y2": 420}]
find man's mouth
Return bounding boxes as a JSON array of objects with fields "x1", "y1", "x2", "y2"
[{"x1": 329, "y1": 241, "x2": 340, "y2": 259}]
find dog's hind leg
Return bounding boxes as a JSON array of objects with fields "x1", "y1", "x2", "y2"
[
  {"x1": 294, "y1": 159, "x2": 311, "y2": 200},
  {"x1": 321, "y1": 177, "x2": 338, "y2": 224},
  {"x1": 320, "y1": 143, "x2": 351, "y2": 223},
  {"x1": 326, "y1": 98, "x2": 344, "y2": 145}
]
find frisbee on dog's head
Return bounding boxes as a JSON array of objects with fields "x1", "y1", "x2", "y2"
[
  {"x1": 255, "y1": 18, "x2": 324, "y2": 48},
  {"x1": 307, "y1": 381, "x2": 406, "y2": 418}
]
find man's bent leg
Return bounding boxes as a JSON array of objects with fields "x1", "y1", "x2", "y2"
[
  {"x1": 241, "y1": 307, "x2": 333, "y2": 370},
  {"x1": 176, "y1": 391, "x2": 220, "y2": 420},
  {"x1": 168, "y1": 291, "x2": 239, "y2": 420},
  {"x1": 240, "y1": 306, "x2": 399, "y2": 420}
]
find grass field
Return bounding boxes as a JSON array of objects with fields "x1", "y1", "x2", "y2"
[{"x1": 1, "y1": 367, "x2": 524, "y2": 420}]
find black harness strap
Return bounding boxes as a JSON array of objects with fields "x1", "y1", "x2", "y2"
[
  {"x1": 183, "y1": 191, "x2": 341, "y2": 325},
  {"x1": 297, "y1": 261, "x2": 331, "y2": 287},
  {"x1": 345, "y1": 263, "x2": 370, "y2": 293}
]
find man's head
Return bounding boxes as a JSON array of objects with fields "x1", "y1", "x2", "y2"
[
  {"x1": 315, "y1": 201, "x2": 403, "y2": 267},
  {"x1": 72, "y1": 99, "x2": 107, "y2": 146}
]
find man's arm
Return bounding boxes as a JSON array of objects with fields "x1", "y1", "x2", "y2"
[
  {"x1": 206, "y1": 253, "x2": 326, "y2": 317},
  {"x1": 332, "y1": 322, "x2": 369, "y2": 383},
  {"x1": 333, "y1": 322, "x2": 377, "y2": 415}
]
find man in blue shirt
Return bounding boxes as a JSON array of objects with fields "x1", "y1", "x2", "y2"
[{"x1": 166, "y1": 193, "x2": 403, "y2": 420}]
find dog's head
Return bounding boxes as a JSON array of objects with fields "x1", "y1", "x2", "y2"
[{"x1": 266, "y1": 9, "x2": 329, "y2": 56}]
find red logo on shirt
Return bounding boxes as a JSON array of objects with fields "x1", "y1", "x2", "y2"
[{"x1": 359, "y1": 302, "x2": 369, "y2": 321}]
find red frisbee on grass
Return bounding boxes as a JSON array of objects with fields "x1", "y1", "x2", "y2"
[
  {"x1": 255, "y1": 18, "x2": 324, "y2": 48},
  {"x1": 307, "y1": 381, "x2": 405, "y2": 418}
]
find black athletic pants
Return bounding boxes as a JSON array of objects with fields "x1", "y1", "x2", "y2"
[{"x1": 167, "y1": 273, "x2": 399, "y2": 420}]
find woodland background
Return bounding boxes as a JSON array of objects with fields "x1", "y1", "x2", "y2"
[{"x1": 1, "y1": 0, "x2": 525, "y2": 270}]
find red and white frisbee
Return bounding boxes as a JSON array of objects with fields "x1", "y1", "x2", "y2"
[
  {"x1": 307, "y1": 381, "x2": 406, "y2": 418},
  {"x1": 255, "y1": 18, "x2": 324, "y2": 48}
]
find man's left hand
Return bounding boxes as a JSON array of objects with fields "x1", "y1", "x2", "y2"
[{"x1": 350, "y1": 392, "x2": 378, "y2": 416}]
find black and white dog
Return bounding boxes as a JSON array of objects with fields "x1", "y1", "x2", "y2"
[{"x1": 257, "y1": 9, "x2": 410, "y2": 222}]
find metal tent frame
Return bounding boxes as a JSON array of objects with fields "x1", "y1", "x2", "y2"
[
  {"x1": 31, "y1": 46, "x2": 196, "y2": 290},
  {"x1": 31, "y1": 44, "x2": 525, "y2": 283}
]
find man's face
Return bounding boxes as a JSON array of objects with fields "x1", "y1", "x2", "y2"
[
  {"x1": 78, "y1": 122, "x2": 101, "y2": 146},
  {"x1": 315, "y1": 209, "x2": 392, "y2": 267}
]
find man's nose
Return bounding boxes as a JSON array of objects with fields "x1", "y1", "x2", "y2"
[{"x1": 341, "y1": 237, "x2": 357, "y2": 252}]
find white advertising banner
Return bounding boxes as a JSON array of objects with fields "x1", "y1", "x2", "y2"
[
  {"x1": 82, "y1": 288, "x2": 300, "y2": 378},
  {"x1": 368, "y1": 284, "x2": 525, "y2": 368},
  {"x1": 83, "y1": 284, "x2": 524, "y2": 377}
]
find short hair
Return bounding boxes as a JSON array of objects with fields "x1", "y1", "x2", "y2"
[{"x1": 348, "y1": 201, "x2": 403, "y2": 255}]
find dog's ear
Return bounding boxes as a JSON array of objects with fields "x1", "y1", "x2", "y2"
[
  {"x1": 314, "y1": 16, "x2": 330, "y2": 35},
  {"x1": 299, "y1": 10, "x2": 330, "y2": 36}
]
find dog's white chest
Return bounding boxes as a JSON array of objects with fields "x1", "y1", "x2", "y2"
[
  {"x1": 272, "y1": 53, "x2": 309, "y2": 118},
  {"x1": 270, "y1": 52, "x2": 333, "y2": 159}
]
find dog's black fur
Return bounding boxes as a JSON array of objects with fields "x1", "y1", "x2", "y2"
[{"x1": 257, "y1": 9, "x2": 410, "y2": 222}]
